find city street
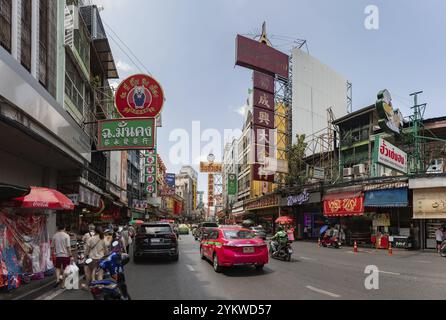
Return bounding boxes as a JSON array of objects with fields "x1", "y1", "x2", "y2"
[{"x1": 37, "y1": 235, "x2": 446, "y2": 300}]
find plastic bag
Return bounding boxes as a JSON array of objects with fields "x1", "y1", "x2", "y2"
[{"x1": 63, "y1": 263, "x2": 79, "y2": 290}]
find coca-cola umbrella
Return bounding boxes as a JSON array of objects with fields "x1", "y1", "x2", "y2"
[
  {"x1": 275, "y1": 216, "x2": 295, "y2": 225},
  {"x1": 2, "y1": 187, "x2": 74, "y2": 211}
]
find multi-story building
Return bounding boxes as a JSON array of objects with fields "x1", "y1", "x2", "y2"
[
  {"x1": 175, "y1": 166, "x2": 198, "y2": 219},
  {"x1": 223, "y1": 139, "x2": 239, "y2": 213}
]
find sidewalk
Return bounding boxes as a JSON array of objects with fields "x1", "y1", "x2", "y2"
[{"x1": 0, "y1": 276, "x2": 55, "y2": 301}]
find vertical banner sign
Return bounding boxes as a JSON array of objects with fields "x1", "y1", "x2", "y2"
[
  {"x1": 236, "y1": 31, "x2": 289, "y2": 183},
  {"x1": 208, "y1": 174, "x2": 214, "y2": 207},
  {"x1": 144, "y1": 149, "x2": 157, "y2": 195},
  {"x1": 228, "y1": 174, "x2": 238, "y2": 196}
]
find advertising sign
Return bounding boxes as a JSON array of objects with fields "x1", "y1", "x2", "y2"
[
  {"x1": 245, "y1": 195, "x2": 279, "y2": 211},
  {"x1": 253, "y1": 108, "x2": 275, "y2": 129},
  {"x1": 236, "y1": 35, "x2": 289, "y2": 79},
  {"x1": 324, "y1": 196, "x2": 364, "y2": 217},
  {"x1": 165, "y1": 173, "x2": 176, "y2": 188},
  {"x1": 252, "y1": 163, "x2": 275, "y2": 183},
  {"x1": 97, "y1": 118, "x2": 155, "y2": 151},
  {"x1": 115, "y1": 74, "x2": 165, "y2": 118},
  {"x1": 374, "y1": 137, "x2": 408, "y2": 174},
  {"x1": 208, "y1": 175, "x2": 214, "y2": 207},
  {"x1": 413, "y1": 188, "x2": 446, "y2": 219},
  {"x1": 253, "y1": 71, "x2": 275, "y2": 94},
  {"x1": 144, "y1": 149, "x2": 157, "y2": 195},
  {"x1": 228, "y1": 174, "x2": 237, "y2": 196},
  {"x1": 200, "y1": 162, "x2": 223, "y2": 173},
  {"x1": 253, "y1": 89, "x2": 275, "y2": 111},
  {"x1": 375, "y1": 89, "x2": 404, "y2": 135}
]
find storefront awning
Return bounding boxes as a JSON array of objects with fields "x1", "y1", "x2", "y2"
[{"x1": 364, "y1": 188, "x2": 408, "y2": 208}]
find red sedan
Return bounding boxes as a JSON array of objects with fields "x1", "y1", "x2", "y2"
[{"x1": 200, "y1": 227, "x2": 269, "y2": 273}]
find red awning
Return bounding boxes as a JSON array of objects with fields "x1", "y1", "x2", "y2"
[{"x1": 1, "y1": 187, "x2": 74, "y2": 211}]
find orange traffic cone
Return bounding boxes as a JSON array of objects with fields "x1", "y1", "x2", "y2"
[
  {"x1": 354, "y1": 241, "x2": 358, "y2": 253},
  {"x1": 388, "y1": 243, "x2": 393, "y2": 256}
]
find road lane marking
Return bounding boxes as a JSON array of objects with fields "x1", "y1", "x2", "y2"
[
  {"x1": 299, "y1": 256, "x2": 316, "y2": 261},
  {"x1": 186, "y1": 264, "x2": 195, "y2": 272},
  {"x1": 36, "y1": 288, "x2": 65, "y2": 301},
  {"x1": 306, "y1": 286, "x2": 340, "y2": 298},
  {"x1": 379, "y1": 271, "x2": 401, "y2": 276},
  {"x1": 414, "y1": 260, "x2": 432, "y2": 264}
]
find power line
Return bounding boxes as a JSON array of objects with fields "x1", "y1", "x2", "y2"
[{"x1": 102, "y1": 20, "x2": 153, "y2": 77}]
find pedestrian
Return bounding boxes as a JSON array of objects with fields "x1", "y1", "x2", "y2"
[
  {"x1": 436, "y1": 226, "x2": 444, "y2": 253},
  {"x1": 121, "y1": 226, "x2": 131, "y2": 254},
  {"x1": 85, "y1": 226, "x2": 108, "y2": 282},
  {"x1": 51, "y1": 225, "x2": 72, "y2": 289},
  {"x1": 81, "y1": 224, "x2": 95, "y2": 288}
]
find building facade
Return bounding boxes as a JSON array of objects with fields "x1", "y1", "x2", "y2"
[{"x1": 175, "y1": 166, "x2": 198, "y2": 220}]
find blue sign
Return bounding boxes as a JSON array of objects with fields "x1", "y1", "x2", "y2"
[
  {"x1": 364, "y1": 188, "x2": 408, "y2": 208},
  {"x1": 165, "y1": 173, "x2": 176, "y2": 188}
]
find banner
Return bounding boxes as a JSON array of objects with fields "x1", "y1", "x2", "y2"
[
  {"x1": 324, "y1": 196, "x2": 364, "y2": 217},
  {"x1": 228, "y1": 174, "x2": 237, "y2": 196},
  {"x1": 144, "y1": 149, "x2": 157, "y2": 195}
]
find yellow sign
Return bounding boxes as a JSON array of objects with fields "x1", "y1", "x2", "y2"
[
  {"x1": 200, "y1": 162, "x2": 223, "y2": 173},
  {"x1": 413, "y1": 188, "x2": 446, "y2": 219}
]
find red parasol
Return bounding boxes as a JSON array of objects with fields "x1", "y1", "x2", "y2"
[
  {"x1": 2, "y1": 187, "x2": 74, "y2": 211},
  {"x1": 275, "y1": 216, "x2": 295, "y2": 225}
]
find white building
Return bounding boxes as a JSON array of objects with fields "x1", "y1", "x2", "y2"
[
  {"x1": 175, "y1": 166, "x2": 198, "y2": 218},
  {"x1": 292, "y1": 48, "x2": 349, "y2": 156}
]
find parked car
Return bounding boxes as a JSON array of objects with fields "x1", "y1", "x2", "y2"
[
  {"x1": 250, "y1": 226, "x2": 267, "y2": 240},
  {"x1": 195, "y1": 222, "x2": 219, "y2": 241},
  {"x1": 200, "y1": 226, "x2": 269, "y2": 273},
  {"x1": 133, "y1": 223, "x2": 179, "y2": 262},
  {"x1": 178, "y1": 224, "x2": 190, "y2": 235}
]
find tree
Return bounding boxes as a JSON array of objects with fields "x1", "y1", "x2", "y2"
[{"x1": 286, "y1": 134, "x2": 308, "y2": 186}]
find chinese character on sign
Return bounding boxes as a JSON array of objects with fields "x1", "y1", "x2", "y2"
[
  {"x1": 258, "y1": 111, "x2": 271, "y2": 126},
  {"x1": 259, "y1": 93, "x2": 271, "y2": 109}
]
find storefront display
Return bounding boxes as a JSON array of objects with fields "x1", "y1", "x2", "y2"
[{"x1": 0, "y1": 211, "x2": 53, "y2": 291}]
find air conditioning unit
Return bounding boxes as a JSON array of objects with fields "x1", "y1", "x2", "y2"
[
  {"x1": 343, "y1": 176, "x2": 353, "y2": 182},
  {"x1": 354, "y1": 164, "x2": 366, "y2": 176},
  {"x1": 343, "y1": 168, "x2": 353, "y2": 177}
]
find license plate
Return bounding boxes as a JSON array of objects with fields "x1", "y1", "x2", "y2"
[
  {"x1": 151, "y1": 238, "x2": 161, "y2": 243},
  {"x1": 243, "y1": 247, "x2": 255, "y2": 254}
]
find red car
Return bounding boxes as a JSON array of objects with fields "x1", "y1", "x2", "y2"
[{"x1": 200, "y1": 227, "x2": 269, "y2": 273}]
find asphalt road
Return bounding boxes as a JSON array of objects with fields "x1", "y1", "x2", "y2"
[{"x1": 38, "y1": 235, "x2": 446, "y2": 300}]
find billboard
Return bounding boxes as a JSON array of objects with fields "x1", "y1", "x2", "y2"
[
  {"x1": 97, "y1": 118, "x2": 156, "y2": 151},
  {"x1": 374, "y1": 137, "x2": 408, "y2": 174},
  {"x1": 144, "y1": 149, "x2": 157, "y2": 195},
  {"x1": 228, "y1": 174, "x2": 238, "y2": 196},
  {"x1": 165, "y1": 173, "x2": 176, "y2": 188},
  {"x1": 376, "y1": 89, "x2": 404, "y2": 135},
  {"x1": 253, "y1": 108, "x2": 274, "y2": 129},
  {"x1": 200, "y1": 162, "x2": 223, "y2": 173},
  {"x1": 292, "y1": 49, "x2": 348, "y2": 154},
  {"x1": 236, "y1": 35, "x2": 289, "y2": 79},
  {"x1": 253, "y1": 89, "x2": 275, "y2": 112}
]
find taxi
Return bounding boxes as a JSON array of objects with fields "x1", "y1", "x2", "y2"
[{"x1": 200, "y1": 226, "x2": 268, "y2": 273}]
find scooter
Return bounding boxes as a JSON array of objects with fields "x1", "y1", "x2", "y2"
[
  {"x1": 269, "y1": 241, "x2": 293, "y2": 261},
  {"x1": 86, "y1": 241, "x2": 131, "y2": 300},
  {"x1": 321, "y1": 235, "x2": 342, "y2": 249},
  {"x1": 440, "y1": 240, "x2": 446, "y2": 257}
]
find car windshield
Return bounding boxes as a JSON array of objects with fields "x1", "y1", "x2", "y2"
[
  {"x1": 224, "y1": 230, "x2": 256, "y2": 240},
  {"x1": 140, "y1": 225, "x2": 171, "y2": 234}
]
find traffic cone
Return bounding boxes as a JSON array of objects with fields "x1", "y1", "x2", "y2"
[
  {"x1": 388, "y1": 243, "x2": 393, "y2": 256},
  {"x1": 354, "y1": 241, "x2": 358, "y2": 253}
]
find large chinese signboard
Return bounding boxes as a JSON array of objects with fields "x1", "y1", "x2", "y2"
[
  {"x1": 236, "y1": 35, "x2": 289, "y2": 79},
  {"x1": 253, "y1": 89, "x2": 275, "y2": 112},
  {"x1": 253, "y1": 71, "x2": 275, "y2": 93},
  {"x1": 97, "y1": 118, "x2": 155, "y2": 151},
  {"x1": 374, "y1": 137, "x2": 408, "y2": 174},
  {"x1": 208, "y1": 175, "x2": 214, "y2": 207},
  {"x1": 253, "y1": 108, "x2": 274, "y2": 129},
  {"x1": 228, "y1": 174, "x2": 237, "y2": 196},
  {"x1": 245, "y1": 195, "x2": 279, "y2": 211},
  {"x1": 115, "y1": 74, "x2": 165, "y2": 118},
  {"x1": 144, "y1": 149, "x2": 157, "y2": 195},
  {"x1": 200, "y1": 162, "x2": 223, "y2": 173},
  {"x1": 323, "y1": 195, "x2": 365, "y2": 217}
]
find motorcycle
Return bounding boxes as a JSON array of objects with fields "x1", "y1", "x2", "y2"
[
  {"x1": 440, "y1": 240, "x2": 446, "y2": 257},
  {"x1": 321, "y1": 235, "x2": 342, "y2": 249},
  {"x1": 86, "y1": 241, "x2": 131, "y2": 300},
  {"x1": 269, "y1": 240, "x2": 293, "y2": 261}
]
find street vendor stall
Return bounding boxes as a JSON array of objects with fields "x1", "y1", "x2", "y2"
[{"x1": 0, "y1": 187, "x2": 74, "y2": 292}]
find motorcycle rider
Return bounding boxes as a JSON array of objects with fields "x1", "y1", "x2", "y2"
[{"x1": 271, "y1": 227, "x2": 289, "y2": 254}]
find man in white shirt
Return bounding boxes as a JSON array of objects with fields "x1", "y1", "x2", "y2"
[
  {"x1": 51, "y1": 225, "x2": 72, "y2": 288},
  {"x1": 436, "y1": 227, "x2": 444, "y2": 253}
]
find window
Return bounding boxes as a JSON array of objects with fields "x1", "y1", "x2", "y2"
[
  {"x1": 223, "y1": 230, "x2": 255, "y2": 240},
  {"x1": 39, "y1": 0, "x2": 48, "y2": 86},
  {"x1": 65, "y1": 54, "x2": 86, "y2": 115},
  {"x1": 140, "y1": 225, "x2": 172, "y2": 234},
  {"x1": 0, "y1": 0, "x2": 12, "y2": 53},
  {"x1": 21, "y1": 0, "x2": 32, "y2": 71}
]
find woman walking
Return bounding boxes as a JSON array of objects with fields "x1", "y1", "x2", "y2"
[{"x1": 85, "y1": 226, "x2": 108, "y2": 283}]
